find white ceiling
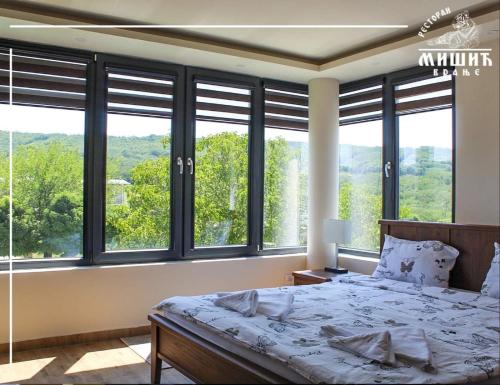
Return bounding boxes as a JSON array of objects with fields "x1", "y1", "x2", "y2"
[
  {"x1": 0, "y1": 0, "x2": 498, "y2": 83},
  {"x1": 13, "y1": 0, "x2": 498, "y2": 60}
]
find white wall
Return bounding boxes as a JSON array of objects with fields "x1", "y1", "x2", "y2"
[
  {"x1": 0, "y1": 255, "x2": 305, "y2": 344},
  {"x1": 455, "y1": 39, "x2": 500, "y2": 225}
]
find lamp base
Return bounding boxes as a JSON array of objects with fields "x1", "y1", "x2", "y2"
[{"x1": 324, "y1": 267, "x2": 348, "y2": 274}]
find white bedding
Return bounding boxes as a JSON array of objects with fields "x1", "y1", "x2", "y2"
[{"x1": 155, "y1": 273, "x2": 500, "y2": 384}]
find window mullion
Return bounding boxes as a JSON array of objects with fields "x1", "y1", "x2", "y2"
[{"x1": 382, "y1": 75, "x2": 397, "y2": 220}]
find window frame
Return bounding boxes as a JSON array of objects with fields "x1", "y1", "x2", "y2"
[
  {"x1": 0, "y1": 38, "x2": 94, "y2": 270},
  {"x1": 339, "y1": 66, "x2": 456, "y2": 257},
  {"x1": 258, "y1": 79, "x2": 308, "y2": 256},
  {"x1": 0, "y1": 38, "x2": 312, "y2": 271},
  {"x1": 183, "y1": 67, "x2": 261, "y2": 259},
  {"x1": 92, "y1": 53, "x2": 185, "y2": 265}
]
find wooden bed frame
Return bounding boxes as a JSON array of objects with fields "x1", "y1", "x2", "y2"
[{"x1": 149, "y1": 220, "x2": 500, "y2": 384}]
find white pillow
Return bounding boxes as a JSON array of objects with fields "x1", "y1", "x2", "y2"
[
  {"x1": 372, "y1": 235, "x2": 459, "y2": 288},
  {"x1": 481, "y1": 242, "x2": 500, "y2": 299}
]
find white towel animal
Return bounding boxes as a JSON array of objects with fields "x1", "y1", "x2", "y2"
[
  {"x1": 327, "y1": 330, "x2": 396, "y2": 365},
  {"x1": 214, "y1": 290, "x2": 259, "y2": 317},
  {"x1": 321, "y1": 325, "x2": 435, "y2": 372}
]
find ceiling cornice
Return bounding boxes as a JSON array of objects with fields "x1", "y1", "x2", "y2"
[{"x1": 0, "y1": 0, "x2": 498, "y2": 74}]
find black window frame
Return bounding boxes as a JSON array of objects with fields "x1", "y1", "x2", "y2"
[
  {"x1": 1, "y1": 37, "x2": 454, "y2": 269},
  {"x1": 0, "y1": 38, "x2": 309, "y2": 271},
  {"x1": 0, "y1": 38, "x2": 94, "y2": 270},
  {"x1": 92, "y1": 54, "x2": 185, "y2": 265},
  {"x1": 339, "y1": 66, "x2": 456, "y2": 257},
  {"x1": 258, "y1": 78, "x2": 308, "y2": 256},
  {"x1": 183, "y1": 67, "x2": 261, "y2": 259}
]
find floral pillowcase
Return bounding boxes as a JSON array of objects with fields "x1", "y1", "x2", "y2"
[
  {"x1": 481, "y1": 242, "x2": 500, "y2": 299},
  {"x1": 372, "y1": 235, "x2": 459, "y2": 288}
]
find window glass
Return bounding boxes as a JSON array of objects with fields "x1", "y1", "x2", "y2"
[
  {"x1": 339, "y1": 120, "x2": 383, "y2": 251},
  {"x1": 0, "y1": 51, "x2": 86, "y2": 259},
  {"x1": 104, "y1": 71, "x2": 173, "y2": 251},
  {"x1": 193, "y1": 82, "x2": 250, "y2": 247},
  {"x1": 263, "y1": 128, "x2": 308, "y2": 248},
  {"x1": 398, "y1": 108, "x2": 453, "y2": 222}
]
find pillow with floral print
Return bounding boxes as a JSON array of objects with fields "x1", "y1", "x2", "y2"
[
  {"x1": 481, "y1": 242, "x2": 500, "y2": 299},
  {"x1": 372, "y1": 235, "x2": 459, "y2": 288}
]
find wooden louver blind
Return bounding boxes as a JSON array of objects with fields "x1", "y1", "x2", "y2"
[
  {"x1": 395, "y1": 75, "x2": 452, "y2": 116},
  {"x1": 0, "y1": 49, "x2": 87, "y2": 110},
  {"x1": 106, "y1": 71, "x2": 174, "y2": 118},
  {"x1": 264, "y1": 85, "x2": 308, "y2": 131},
  {"x1": 195, "y1": 82, "x2": 251, "y2": 125},
  {"x1": 339, "y1": 82, "x2": 383, "y2": 126}
]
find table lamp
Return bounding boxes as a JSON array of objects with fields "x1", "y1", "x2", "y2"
[{"x1": 323, "y1": 219, "x2": 351, "y2": 273}]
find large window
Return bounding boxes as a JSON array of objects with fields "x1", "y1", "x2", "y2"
[
  {"x1": 0, "y1": 49, "x2": 87, "y2": 261},
  {"x1": 1, "y1": 38, "x2": 455, "y2": 268},
  {"x1": 263, "y1": 84, "x2": 308, "y2": 249},
  {"x1": 338, "y1": 70, "x2": 455, "y2": 255},
  {"x1": 1, "y1": 42, "x2": 311, "y2": 270}
]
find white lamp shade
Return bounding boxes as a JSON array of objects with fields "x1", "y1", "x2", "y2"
[{"x1": 323, "y1": 219, "x2": 351, "y2": 244}]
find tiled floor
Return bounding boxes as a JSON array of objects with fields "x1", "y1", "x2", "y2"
[{"x1": 0, "y1": 338, "x2": 192, "y2": 384}]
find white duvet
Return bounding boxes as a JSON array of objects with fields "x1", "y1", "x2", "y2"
[{"x1": 155, "y1": 273, "x2": 500, "y2": 384}]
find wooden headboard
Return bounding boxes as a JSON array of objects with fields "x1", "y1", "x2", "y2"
[{"x1": 379, "y1": 220, "x2": 500, "y2": 292}]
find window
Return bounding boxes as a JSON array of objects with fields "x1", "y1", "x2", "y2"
[
  {"x1": 263, "y1": 84, "x2": 308, "y2": 249},
  {"x1": 104, "y1": 70, "x2": 174, "y2": 251},
  {"x1": 339, "y1": 82, "x2": 383, "y2": 252},
  {"x1": 338, "y1": 69, "x2": 455, "y2": 255},
  {"x1": 92, "y1": 56, "x2": 184, "y2": 264},
  {"x1": 0, "y1": 48, "x2": 88, "y2": 261},
  {"x1": 1, "y1": 42, "x2": 312, "y2": 270},
  {"x1": 395, "y1": 75, "x2": 453, "y2": 222}
]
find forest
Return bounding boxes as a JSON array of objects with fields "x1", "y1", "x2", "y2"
[{"x1": 0, "y1": 130, "x2": 451, "y2": 258}]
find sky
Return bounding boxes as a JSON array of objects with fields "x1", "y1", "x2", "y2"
[
  {"x1": 339, "y1": 108, "x2": 452, "y2": 149},
  {"x1": 0, "y1": 103, "x2": 452, "y2": 148}
]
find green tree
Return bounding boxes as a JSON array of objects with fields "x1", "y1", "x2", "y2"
[
  {"x1": 194, "y1": 132, "x2": 248, "y2": 246},
  {"x1": 0, "y1": 142, "x2": 83, "y2": 258},
  {"x1": 106, "y1": 156, "x2": 170, "y2": 250}
]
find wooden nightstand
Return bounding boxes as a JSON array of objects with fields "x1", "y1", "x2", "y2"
[{"x1": 292, "y1": 269, "x2": 338, "y2": 285}]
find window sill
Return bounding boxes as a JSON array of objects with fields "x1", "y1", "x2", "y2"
[{"x1": 0, "y1": 253, "x2": 306, "y2": 275}]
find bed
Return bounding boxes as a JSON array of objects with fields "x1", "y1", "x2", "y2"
[{"x1": 149, "y1": 220, "x2": 500, "y2": 384}]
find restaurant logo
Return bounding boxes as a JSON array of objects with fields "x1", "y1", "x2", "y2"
[{"x1": 417, "y1": 10, "x2": 493, "y2": 76}]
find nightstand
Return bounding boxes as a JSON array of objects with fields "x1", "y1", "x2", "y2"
[{"x1": 292, "y1": 269, "x2": 338, "y2": 285}]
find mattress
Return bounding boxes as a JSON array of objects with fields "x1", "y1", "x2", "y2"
[{"x1": 156, "y1": 274, "x2": 500, "y2": 384}]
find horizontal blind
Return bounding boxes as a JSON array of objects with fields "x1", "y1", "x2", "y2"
[
  {"x1": 395, "y1": 75, "x2": 452, "y2": 115},
  {"x1": 264, "y1": 84, "x2": 308, "y2": 131},
  {"x1": 0, "y1": 49, "x2": 87, "y2": 110},
  {"x1": 106, "y1": 71, "x2": 174, "y2": 118},
  {"x1": 195, "y1": 82, "x2": 251, "y2": 125},
  {"x1": 339, "y1": 81, "x2": 383, "y2": 125}
]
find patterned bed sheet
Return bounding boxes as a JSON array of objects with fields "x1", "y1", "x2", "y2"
[{"x1": 155, "y1": 273, "x2": 500, "y2": 384}]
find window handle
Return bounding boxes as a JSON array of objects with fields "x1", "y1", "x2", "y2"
[
  {"x1": 176, "y1": 156, "x2": 184, "y2": 175},
  {"x1": 187, "y1": 157, "x2": 194, "y2": 175},
  {"x1": 384, "y1": 161, "x2": 392, "y2": 178}
]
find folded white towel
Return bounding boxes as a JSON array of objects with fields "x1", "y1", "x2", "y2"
[
  {"x1": 321, "y1": 325, "x2": 435, "y2": 372},
  {"x1": 214, "y1": 290, "x2": 259, "y2": 317},
  {"x1": 257, "y1": 293, "x2": 294, "y2": 321},
  {"x1": 328, "y1": 331, "x2": 396, "y2": 365},
  {"x1": 215, "y1": 291, "x2": 294, "y2": 320}
]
